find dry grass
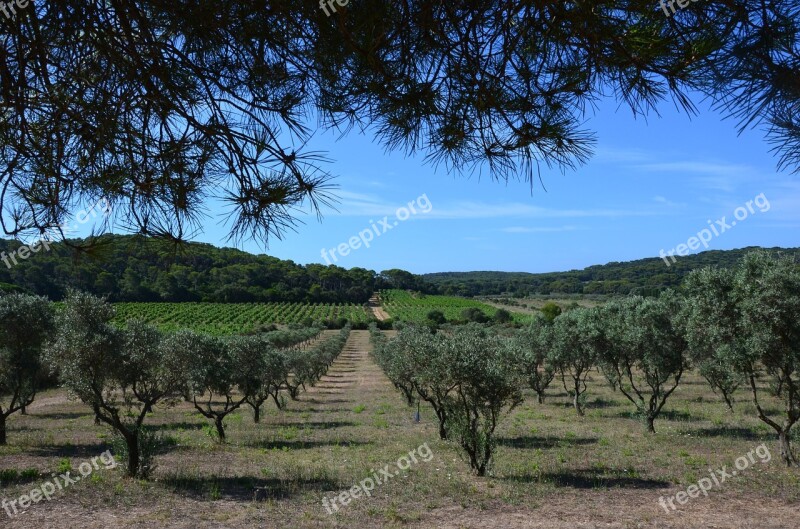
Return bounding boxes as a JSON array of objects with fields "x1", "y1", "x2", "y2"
[{"x1": 1, "y1": 330, "x2": 798, "y2": 528}]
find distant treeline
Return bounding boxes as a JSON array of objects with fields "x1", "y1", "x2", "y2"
[
  {"x1": 422, "y1": 247, "x2": 800, "y2": 297},
  {"x1": 0, "y1": 235, "x2": 795, "y2": 302},
  {"x1": 0, "y1": 235, "x2": 427, "y2": 303}
]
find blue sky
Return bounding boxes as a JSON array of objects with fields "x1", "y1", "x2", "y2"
[{"x1": 82, "y1": 91, "x2": 800, "y2": 275}]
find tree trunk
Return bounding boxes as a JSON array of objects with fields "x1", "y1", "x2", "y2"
[
  {"x1": 0, "y1": 414, "x2": 6, "y2": 445},
  {"x1": 252, "y1": 404, "x2": 260, "y2": 424},
  {"x1": 433, "y1": 407, "x2": 448, "y2": 440},
  {"x1": 722, "y1": 392, "x2": 735, "y2": 413},
  {"x1": 646, "y1": 415, "x2": 656, "y2": 434},
  {"x1": 779, "y1": 429, "x2": 797, "y2": 467},
  {"x1": 215, "y1": 416, "x2": 226, "y2": 442},
  {"x1": 20, "y1": 404, "x2": 26, "y2": 415},
  {"x1": 536, "y1": 392, "x2": 544, "y2": 405},
  {"x1": 125, "y1": 430, "x2": 140, "y2": 477},
  {"x1": 573, "y1": 380, "x2": 584, "y2": 416}
]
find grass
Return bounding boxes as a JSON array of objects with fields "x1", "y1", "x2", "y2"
[{"x1": 0, "y1": 331, "x2": 797, "y2": 528}]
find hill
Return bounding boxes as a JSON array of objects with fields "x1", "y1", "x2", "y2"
[
  {"x1": 0, "y1": 235, "x2": 794, "y2": 302},
  {"x1": 422, "y1": 247, "x2": 800, "y2": 297},
  {"x1": 0, "y1": 234, "x2": 388, "y2": 303}
]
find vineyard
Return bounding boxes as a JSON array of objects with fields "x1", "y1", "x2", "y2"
[
  {"x1": 111, "y1": 301, "x2": 375, "y2": 334},
  {"x1": 379, "y1": 289, "x2": 532, "y2": 323}
]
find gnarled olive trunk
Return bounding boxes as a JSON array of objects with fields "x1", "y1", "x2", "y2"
[
  {"x1": 215, "y1": 416, "x2": 226, "y2": 442},
  {"x1": 779, "y1": 429, "x2": 798, "y2": 467},
  {"x1": 123, "y1": 428, "x2": 140, "y2": 477},
  {"x1": 646, "y1": 415, "x2": 656, "y2": 434}
]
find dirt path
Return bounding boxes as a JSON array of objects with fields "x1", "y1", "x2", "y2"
[
  {"x1": 304, "y1": 330, "x2": 384, "y2": 400},
  {"x1": 367, "y1": 294, "x2": 391, "y2": 321}
]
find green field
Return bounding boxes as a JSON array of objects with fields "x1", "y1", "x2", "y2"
[
  {"x1": 379, "y1": 289, "x2": 531, "y2": 324},
  {"x1": 112, "y1": 301, "x2": 375, "y2": 334}
]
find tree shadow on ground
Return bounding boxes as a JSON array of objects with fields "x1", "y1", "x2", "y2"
[
  {"x1": 506, "y1": 468, "x2": 669, "y2": 489},
  {"x1": 243, "y1": 439, "x2": 370, "y2": 450},
  {"x1": 691, "y1": 427, "x2": 766, "y2": 441},
  {"x1": 305, "y1": 398, "x2": 351, "y2": 405},
  {"x1": 284, "y1": 408, "x2": 350, "y2": 414},
  {"x1": 28, "y1": 443, "x2": 111, "y2": 459},
  {"x1": 0, "y1": 470, "x2": 48, "y2": 487},
  {"x1": 149, "y1": 421, "x2": 205, "y2": 431},
  {"x1": 614, "y1": 409, "x2": 699, "y2": 422},
  {"x1": 31, "y1": 412, "x2": 92, "y2": 420},
  {"x1": 586, "y1": 398, "x2": 620, "y2": 409},
  {"x1": 301, "y1": 420, "x2": 357, "y2": 430},
  {"x1": 497, "y1": 436, "x2": 598, "y2": 450},
  {"x1": 160, "y1": 475, "x2": 340, "y2": 501}
]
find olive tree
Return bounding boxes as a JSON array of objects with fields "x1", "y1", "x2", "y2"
[
  {"x1": 174, "y1": 331, "x2": 245, "y2": 442},
  {"x1": 444, "y1": 325, "x2": 524, "y2": 476},
  {"x1": 0, "y1": 294, "x2": 55, "y2": 445},
  {"x1": 47, "y1": 291, "x2": 183, "y2": 477},
  {"x1": 372, "y1": 331, "x2": 417, "y2": 407},
  {"x1": 602, "y1": 294, "x2": 689, "y2": 433},
  {"x1": 683, "y1": 268, "x2": 745, "y2": 412},
  {"x1": 514, "y1": 319, "x2": 556, "y2": 404},
  {"x1": 734, "y1": 252, "x2": 800, "y2": 466},
  {"x1": 407, "y1": 329, "x2": 457, "y2": 440},
  {"x1": 549, "y1": 308, "x2": 602, "y2": 416},
  {"x1": 374, "y1": 325, "x2": 455, "y2": 439},
  {"x1": 232, "y1": 336, "x2": 288, "y2": 422}
]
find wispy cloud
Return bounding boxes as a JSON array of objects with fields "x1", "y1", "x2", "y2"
[
  {"x1": 425, "y1": 201, "x2": 656, "y2": 220},
  {"x1": 500, "y1": 225, "x2": 578, "y2": 233},
  {"x1": 321, "y1": 191, "x2": 659, "y2": 220},
  {"x1": 594, "y1": 147, "x2": 651, "y2": 163},
  {"x1": 630, "y1": 161, "x2": 754, "y2": 193},
  {"x1": 653, "y1": 196, "x2": 686, "y2": 208}
]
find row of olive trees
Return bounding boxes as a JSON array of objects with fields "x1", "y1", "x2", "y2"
[
  {"x1": 373, "y1": 251, "x2": 800, "y2": 469},
  {"x1": 371, "y1": 323, "x2": 524, "y2": 476},
  {"x1": 0, "y1": 290, "x2": 348, "y2": 477},
  {"x1": 512, "y1": 291, "x2": 688, "y2": 433},
  {"x1": 683, "y1": 251, "x2": 800, "y2": 467},
  {"x1": 513, "y1": 251, "x2": 799, "y2": 466}
]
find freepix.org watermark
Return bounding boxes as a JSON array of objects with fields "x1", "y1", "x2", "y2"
[
  {"x1": 320, "y1": 193, "x2": 432, "y2": 265},
  {"x1": 322, "y1": 442, "x2": 434, "y2": 514},
  {"x1": 0, "y1": 0, "x2": 31, "y2": 20},
  {"x1": 2, "y1": 450, "x2": 117, "y2": 518},
  {"x1": 659, "y1": 0, "x2": 705, "y2": 18},
  {"x1": 659, "y1": 192, "x2": 770, "y2": 267},
  {"x1": 318, "y1": 0, "x2": 349, "y2": 17},
  {"x1": 0, "y1": 197, "x2": 111, "y2": 269},
  {"x1": 658, "y1": 443, "x2": 771, "y2": 513}
]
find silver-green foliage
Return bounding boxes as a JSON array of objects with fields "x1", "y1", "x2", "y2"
[
  {"x1": 47, "y1": 291, "x2": 183, "y2": 476},
  {"x1": 377, "y1": 324, "x2": 523, "y2": 475},
  {"x1": 602, "y1": 293, "x2": 689, "y2": 433},
  {"x1": 685, "y1": 251, "x2": 800, "y2": 466},
  {"x1": 548, "y1": 308, "x2": 603, "y2": 416},
  {"x1": 0, "y1": 294, "x2": 55, "y2": 445}
]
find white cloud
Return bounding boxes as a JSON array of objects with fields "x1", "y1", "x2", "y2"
[{"x1": 500, "y1": 226, "x2": 578, "y2": 233}]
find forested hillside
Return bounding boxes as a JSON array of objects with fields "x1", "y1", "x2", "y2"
[
  {"x1": 1, "y1": 235, "x2": 795, "y2": 302},
  {"x1": 424, "y1": 247, "x2": 800, "y2": 297},
  {"x1": 0, "y1": 235, "x2": 399, "y2": 303}
]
